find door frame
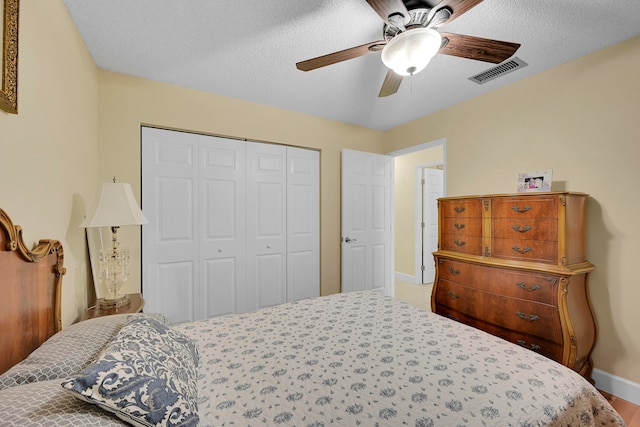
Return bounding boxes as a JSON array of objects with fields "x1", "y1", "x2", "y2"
[{"x1": 387, "y1": 138, "x2": 447, "y2": 285}]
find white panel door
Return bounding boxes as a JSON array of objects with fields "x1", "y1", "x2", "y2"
[
  {"x1": 142, "y1": 127, "x2": 199, "y2": 323},
  {"x1": 287, "y1": 147, "x2": 320, "y2": 301},
  {"x1": 341, "y1": 149, "x2": 392, "y2": 295},
  {"x1": 246, "y1": 142, "x2": 287, "y2": 311},
  {"x1": 143, "y1": 128, "x2": 319, "y2": 321},
  {"x1": 199, "y1": 135, "x2": 246, "y2": 317},
  {"x1": 422, "y1": 167, "x2": 443, "y2": 284}
]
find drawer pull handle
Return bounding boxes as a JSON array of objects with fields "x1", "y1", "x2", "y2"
[
  {"x1": 516, "y1": 340, "x2": 541, "y2": 351},
  {"x1": 512, "y1": 246, "x2": 532, "y2": 254},
  {"x1": 516, "y1": 312, "x2": 540, "y2": 322},
  {"x1": 454, "y1": 207, "x2": 466, "y2": 213},
  {"x1": 454, "y1": 223, "x2": 465, "y2": 230},
  {"x1": 448, "y1": 267, "x2": 460, "y2": 275},
  {"x1": 512, "y1": 225, "x2": 531, "y2": 233},
  {"x1": 511, "y1": 206, "x2": 532, "y2": 213},
  {"x1": 447, "y1": 291, "x2": 460, "y2": 299},
  {"x1": 516, "y1": 282, "x2": 541, "y2": 291},
  {"x1": 454, "y1": 240, "x2": 466, "y2": 246}
]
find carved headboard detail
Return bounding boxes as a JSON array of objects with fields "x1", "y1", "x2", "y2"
[{"x1": 0, "y1": 209, "x2": 66, "y2": 374}]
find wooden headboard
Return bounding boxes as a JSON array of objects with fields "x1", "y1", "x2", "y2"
[{"x1": 0, "y1": 209, "x2": 66, "y2": 375}]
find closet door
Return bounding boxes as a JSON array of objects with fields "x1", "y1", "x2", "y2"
[
  {"x1": 142, "y1": 128, "x2": 199, "y2": 323},
  {"x1": 143, "y1": 129, "x2": 247, "y2": 322},
  {"x1": 287, "y1": 147, "x2": 320, "y2": 301},
  {"x1": 143, "y1": 128, "x2": 320, "y2": 322},
  {"x1": 199, "y1": 135, "x2": 246, "y2": 317},
  {"x1": 245, "y1": 142, "x2": 287, "y2": 311}
]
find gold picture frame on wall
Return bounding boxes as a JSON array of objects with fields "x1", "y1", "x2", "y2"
[{"x1": 1, "y1": 0, "x2": 19, "y2": 114}]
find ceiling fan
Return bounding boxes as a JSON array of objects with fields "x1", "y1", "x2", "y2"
[{"x1": 296, "y1": 0, "x2": 520, "y2": 97}]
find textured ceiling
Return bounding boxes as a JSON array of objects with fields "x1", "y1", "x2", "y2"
[{"x1": 63, "y1": 0, "x2": 640, "y2": 130}]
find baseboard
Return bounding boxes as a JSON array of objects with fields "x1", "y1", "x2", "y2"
[
  {"x1": 394, "y1": 272, "x2": 419, "y2": 284},
  {"x1": 592, "y1": 368, "x2": 640, "y2": 406}
]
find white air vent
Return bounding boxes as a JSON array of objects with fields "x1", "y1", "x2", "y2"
[{"x1": 468, "y1": 57, "x2": 528, "y2": 85}]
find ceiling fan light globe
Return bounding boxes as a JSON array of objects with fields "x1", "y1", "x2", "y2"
[{"x1": 381, "y1": 28, "x2": 442, "y2": 76}]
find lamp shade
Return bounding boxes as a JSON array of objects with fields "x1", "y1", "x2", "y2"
[
  {"x1": 381, "y1": 28, "x2": 442, "y2": 76},
  {"x1": 80, "y1": 183, "x2": 148, "y2": 228}
]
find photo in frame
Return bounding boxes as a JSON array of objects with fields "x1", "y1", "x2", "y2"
[{"x1": 517, "y1": 169, "x2": 553, "y2": 192}]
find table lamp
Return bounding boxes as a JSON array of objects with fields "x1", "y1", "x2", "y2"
[{"x1": 80, "y1": 179, "x2": 147, "y2": 308}]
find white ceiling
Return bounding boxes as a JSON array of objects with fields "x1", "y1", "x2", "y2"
[{"x1": 63, "y1": 0, "x2": 640, "y2": 131}]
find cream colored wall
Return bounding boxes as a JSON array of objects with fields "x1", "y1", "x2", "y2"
[
  {"x1": 0, "y1": 0, "x2": 99, "y2": 327},
  {"x1": 384, "y1": 36, "x2": 640, "y2": 383},
  {"x1": 96, "y1": 70, "x2": 386, "y2": 298},
  {"x1": 394, "y1": 146, "x2": 443, "y2": 277}
]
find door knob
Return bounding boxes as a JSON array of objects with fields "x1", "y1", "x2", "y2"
[{"x1": 344, "y1": 237, "x2": 357, "y2": 243}]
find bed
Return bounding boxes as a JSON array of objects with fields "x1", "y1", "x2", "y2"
[{"x1": 0, "y1": 208, "x2": 626, "y2": 426}]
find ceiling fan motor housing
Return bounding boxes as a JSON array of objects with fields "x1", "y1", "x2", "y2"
[
  {"x1": 384, "y1": 8, "x2": 429, "y2": 40},
  {"x1": 383, "y1": 7, "x2": 450, "y2": 40}
]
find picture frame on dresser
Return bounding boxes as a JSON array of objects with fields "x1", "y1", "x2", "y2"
[{"x1": 517, "y1": 169, "x2": 552, "y2": 192}]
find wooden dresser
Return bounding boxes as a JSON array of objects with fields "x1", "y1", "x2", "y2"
[{"x1": 431, "y1": 192, "x2": 597, "y2": 380}]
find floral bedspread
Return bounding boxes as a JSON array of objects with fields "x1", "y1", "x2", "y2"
[{"x1": 175, "y1": 291, "x2": 625, "y2": 427}]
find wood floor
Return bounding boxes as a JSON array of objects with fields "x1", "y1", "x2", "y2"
[
  {"x1": 600, "y1": 391, "x2": 640, "y2": 426},
  {"x1": 394, "y1": 281, "x2": 639, "y2": 426}
]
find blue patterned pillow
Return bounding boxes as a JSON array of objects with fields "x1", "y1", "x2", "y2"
[{"x1": 61, "y1": 316, "x2": 199, "y2": 427}]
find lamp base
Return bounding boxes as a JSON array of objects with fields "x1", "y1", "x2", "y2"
[{"x1": 98, "y1": 294, "x2": 130, "y2": 310}]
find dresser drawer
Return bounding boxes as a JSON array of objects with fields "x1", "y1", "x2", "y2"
[
  {"x1": 434, "y1": 279, "x2": 562, "y2": 344},
  {"x1": 492, "y1": 196, "x2": 558, "y2": 219},
  {"x1": 436, "y1": 258, "x2": 558, "y2": 305},
  {"x1": 441, "y1": 217, "x2": 482, "y2": 236},
  {"x1": 440, "y1": 234, "x2": 483, "y2": 255},
  {"x1": 491, "y1": 218, "x2": 558, "y2": 241},
  {"x1": 492, "y1": 238, "x2": 557, "y2": 264},
  {"x1": 440, "y1": 199, "x2": 482, "y2": 218},
  {"x1": 435, "y1": 305, "x2": 563, "y2": 362}
]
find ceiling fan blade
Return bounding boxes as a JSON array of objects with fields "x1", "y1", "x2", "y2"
[
  {"x1": 379, "y1": 69, "x2": 403, "y2": 97},
  {"x1": 296, "y1": 40, "x2": 386, "y2": 72},
  {"x1": 439, "y1": 32, "x2": 520, "y2": 64},
  {"x1": 433, "y1": 0, "x2": 484, "y2": 24},
  {"x1": 366, "y1": 0, "x2": 410, "y2": 25}
]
